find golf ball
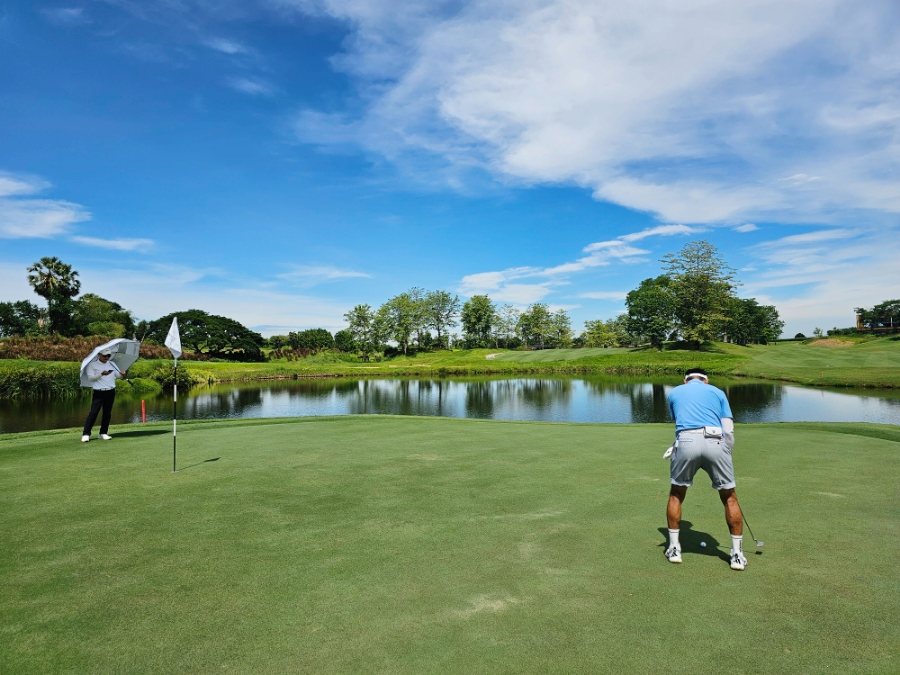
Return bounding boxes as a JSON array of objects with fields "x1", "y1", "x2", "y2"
[{"x1": 700, "y1": 542, "x2": 707, "y2": 547}]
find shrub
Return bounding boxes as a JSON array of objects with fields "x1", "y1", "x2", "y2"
[{"x1": 151, "y1": 365, "x2": 211, "y2": 389}]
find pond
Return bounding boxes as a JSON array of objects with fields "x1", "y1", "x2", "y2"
[{"x1": 2, "y1": 375, "x2": 899, "y2": 434}]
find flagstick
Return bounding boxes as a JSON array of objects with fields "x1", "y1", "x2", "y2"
[{"x1": 173, "y1": 360, "x2": 178, "y2": 473}]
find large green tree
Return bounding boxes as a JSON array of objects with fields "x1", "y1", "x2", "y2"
[
  {"x1": 287, "y1": 328, "x2": 334, "y2": 351},
  {"x1": 517, "y1": 303, "x2": 552, "y2": 349},
  {"x1": 582, "y1": 317, "x2": 630, "y2": 348},
  {"x1": 0, "y1": 300, "x2": 45, "y2": 337},
  {"x1": 424, "y1": 290, "x2": 460, "y2": 349},
  {"x1": 343, "y1": 304, "x2": 386, "y2": 361},
  {"x1": 379, "y1": 293, "x2": 419, "y2": 355},
  {"x1": 549, "y1": 309, "x2": 573, "y2": 348},
  {"x1": 625, "y1": 276, "x2": 677, "y2": 350},
  {"x1": 73, "y1": 293, "x2": 135, "y2": 338},
  {"x1": 26, "y1": 257, "x2": 81, "y2": 336},
  {"x1": 661, "y1": 240, "x2": 737, "y2": 349},
  {"x1": 461, "y1": 295, "x2": 495, "y2": 347},
  {"x1": 146, "y1": 310, "x2": 265, "y2": 360},
  {"x1": 726, "y1": 298, "x2": 784, "y2": 345}
]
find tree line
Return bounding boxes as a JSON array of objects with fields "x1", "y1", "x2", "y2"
[
  {"x1": 2, "y1": 243, "x2": 786, "y2": 362},
  {"x1": 335, "y1": 241, "x2": 784, "y2": 358}
]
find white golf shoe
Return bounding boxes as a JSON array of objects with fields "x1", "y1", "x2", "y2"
[
  {"x1": 730, "y1": 550, "x2": 748, "y2": 571},
  {"x1": 665, "y1": 546, "x2": 682, "y2": 564},
  {"x1": 100, "y1": 434, "x2": 112, "y2": 440},
  {"x1": 81, "y1": 435, "x2": 90, "y2": 443}
]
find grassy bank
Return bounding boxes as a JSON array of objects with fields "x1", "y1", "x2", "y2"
[
  {"x1": 721, "y1": 336, "x2": 900, "y2": 388},
  {"x1": 1, "y1": 417, "x2": 896, "y2": 674}
]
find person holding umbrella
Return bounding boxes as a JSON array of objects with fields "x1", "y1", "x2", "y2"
[{"x1": 81, "y1": 348, "x2": 127, "y2": 442}]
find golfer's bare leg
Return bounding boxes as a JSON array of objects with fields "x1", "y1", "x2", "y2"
[
  {"x1": 667, "y1": 485, "x2": 687, "y2": 529},
  {"x1": 718, "y1": 488, "x2": 743, "y2": 536}
]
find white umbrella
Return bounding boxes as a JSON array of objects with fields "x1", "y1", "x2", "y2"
[{"x1": 79, "y1": 338, "x2": 141, "y2": 388}]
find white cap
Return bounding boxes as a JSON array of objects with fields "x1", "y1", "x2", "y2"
[{"x1": 99, "y1": 349, "x2": 113, "y2": 356}]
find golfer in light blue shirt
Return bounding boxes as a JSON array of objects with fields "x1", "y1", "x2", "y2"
[{"x1": 664, "y1": 368, "x2": 747, "y2": 571}]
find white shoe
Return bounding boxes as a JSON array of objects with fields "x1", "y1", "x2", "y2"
[
  {"x1": 81, "y1": 435, "x2": 90, "y2": 443},
  {"x1": 730, "y1": 550, "x2": 748, "y2": 571},
  {"x1": 665, "y1": 546, "x2": 682, "y2": 564},
  {"x1": 100, "y1": 434, "x2": 112, "y2": 441}
]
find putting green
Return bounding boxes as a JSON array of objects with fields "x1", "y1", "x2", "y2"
[{"x1": 1, "y1": 417, "x2": 897, "y2": 674}]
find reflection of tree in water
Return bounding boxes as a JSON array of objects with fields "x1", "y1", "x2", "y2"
[
  {"x1": 288, "y1": 379, "x2": 359, "y2": 399},
  {"x1": 516, "y1": 379, "x2": 573, "y2": 409},
  {"x1": 628, "y1": 383, "x2": 671, "y2": 423},
  {"x1": 465, "y1": 381, "x2": 494, "y2": 418},
  {"x1": 580, "y1": 378, "x2": 673, "y2": 423},
  {"x1": 341, "y1": 379, "x2": 449, "y2": 417},
  {"x1": 719, "y1": 382, "x2": 781, "y2": 422},
  {"x1": 183, "y1": 385, "x2": 264, "y2": 418}
]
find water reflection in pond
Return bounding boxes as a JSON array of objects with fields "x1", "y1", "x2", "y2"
[{"x1": 2, "y1": 375, "x2": 899, "y2": 434}]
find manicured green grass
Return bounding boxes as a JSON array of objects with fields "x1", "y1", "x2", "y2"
[
  {"x1": 724, "y1": 337, "x2": 900, "y2": 388},
  {"x1": 2, "y1": 418, "x2": 897, "y2": 674},
  {"x1": 489, "y1": 347, "x2": 634, "y2": 361}
]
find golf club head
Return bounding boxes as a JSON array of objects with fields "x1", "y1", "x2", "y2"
[{"x1": 756, "y1": 541, "x2": 764, "y2": 547}]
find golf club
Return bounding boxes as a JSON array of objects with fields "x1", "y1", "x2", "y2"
[{"x1": 740, "y1": 509, "x2": 764, "y2": 550}]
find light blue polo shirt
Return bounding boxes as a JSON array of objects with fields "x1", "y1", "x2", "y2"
[{"x1": 667, "y1": 379, "x2": 733, "y2": 432}]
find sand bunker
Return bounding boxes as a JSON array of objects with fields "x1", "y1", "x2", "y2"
[{"x1": 811, "y1": 339, "x2": 854, "y2": 347}]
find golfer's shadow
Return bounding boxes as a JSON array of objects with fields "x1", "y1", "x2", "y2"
[
  {"x1": 113, "y1": 430, "x2": 170, "y2": 438},
  {"x1": 658, "y1": 521, "x2": 729, "y2": 562}
]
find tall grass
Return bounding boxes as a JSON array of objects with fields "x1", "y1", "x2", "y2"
[
  {"x1": 0, "y1": 362, "x2": 82, "y2": 399},
  {"x1": 0, "y1": 335, "x2": 199, "y2": 362}
]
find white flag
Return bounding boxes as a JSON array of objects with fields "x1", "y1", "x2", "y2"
[{"x1": 164, "y1": 317, "x2": 182, "y2": 360}]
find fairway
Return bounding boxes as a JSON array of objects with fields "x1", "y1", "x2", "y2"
[{"x1": 1, "y1": 418, "x2": 897, "y2": 674}]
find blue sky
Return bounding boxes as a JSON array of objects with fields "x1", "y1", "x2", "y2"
[{"x1": 1, "y1": 0, "x2": 898, "y2": 338}]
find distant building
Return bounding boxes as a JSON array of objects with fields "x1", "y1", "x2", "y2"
[{"x1": 856, "y1": 314, "x2": 897, "y2": 331}]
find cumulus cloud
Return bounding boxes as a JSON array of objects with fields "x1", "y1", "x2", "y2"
[{"x1": 282, "y1": 0, "x2": 900, "y2": 225}]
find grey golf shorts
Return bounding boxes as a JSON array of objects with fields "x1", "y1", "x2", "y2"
[{"x1": 670, "y1": 430, "x2": 736, "y2": 490}]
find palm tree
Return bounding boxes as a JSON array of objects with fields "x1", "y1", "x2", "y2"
[
  {"x1": 27, "y1": 257, "x2": 81, "y2": 335},
  {"x1": 27, "y1": 257, "x2": 81, "y2": 300}
]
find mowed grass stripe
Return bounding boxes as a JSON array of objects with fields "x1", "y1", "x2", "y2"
[{"x1": 1, "y1": 417, "x2": 897, "y2": 674}]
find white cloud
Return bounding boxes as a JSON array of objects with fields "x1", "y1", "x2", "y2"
[
  {"x1": 459, "y1": 222, "x2": 697, "y2": 301},
  {"x1": 77, "y1": 264, "x2": 352, "y2": 334},
  {"x1": 0, "y1": 198, "x2": 90, "y2": 238},
  {"x1": 41, "y1": 7, "x2": 89, "y2": 25},
  {"x1": 619, "y1": 224, "x2": 703, "y2": 242},
  {"x1": 278, "y1": 265, "x2": 372, "y2": 285},
  {"x1": 0, "y1": 170, "x2": 93, "y2": 239},
  {"x1": 204, "y1": 38, "x2": 249, "y2": 55},
  {"x1": 734, "y1": 223, "x2": 759, "y2": 233},
  {"x1": 580, "y1": 291, "x2": 628, "y2": 301},
  {"x1": 0, "y1": 173, "x2": 51, "y2": 197},
  {"x1": 286, "y1": 0, "x2": 900, "y2": 225},
  {"x1": 739, "y1": 227, "x2": 900, "y2": 335},
  {"x1": 69, "y1": 236, "x2": 154, "y2": 251},
  {"x1": 227, "y1": 77, "x2": 277, "y2": 96}
]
